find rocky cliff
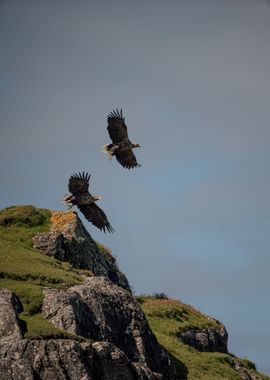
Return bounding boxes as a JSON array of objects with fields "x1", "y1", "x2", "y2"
[
  {"x1": 0, "y1": 206, "x2": 269, "y2": 380},
  {"x1": 0, "y1": 207, "x2": 177, "y2": 380}
]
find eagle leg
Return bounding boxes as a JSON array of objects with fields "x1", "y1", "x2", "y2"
[
  {"x1": 63, "y1": 195, "x2": 75, "y2": 209},
  {"x1": 102, "y1": 144, "x2": 120, "y2": 161}
]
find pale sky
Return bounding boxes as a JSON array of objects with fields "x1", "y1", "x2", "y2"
[{"x1": 1, "y1": 0, "x2": 270, "y2": 375}]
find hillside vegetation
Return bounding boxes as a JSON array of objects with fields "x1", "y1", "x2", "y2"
[
  {"x1": 0, "y1": 205, "x2": 83, "y2": 339},
  {"x1": 140, "y1": 296, "x2": 269, "y2": 380},
  {"x1": 0, "y1": 205, "x2": 269, "y2": 379}
]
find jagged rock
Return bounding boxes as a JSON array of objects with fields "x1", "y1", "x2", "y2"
[
  {"x1": 92, "y1": 341, "x2": 138, "y2": 380},
  {"x1": 0, "y1": 289, "x2": 23, "y2": 342},
  {"x1": 0, "y1": 338, "x2": 170, "y2": 380},
  {"x1": 232, "y1": 360, "x2": 262, "y2": 380},
  {"x1": 0, "y1": 339, "x2": 93, "y2": 380},
  {"x1": 43, "y1": 277, "x2": 177, "y2": 380},
  {"x1": 32, "y1": 210, "x2": 130, "y2": 291},
  {"x1": 179, "y1": 325, "x2": 228, "y2": 353},
  {"x1": 92, "y1": 341, "x2": 164, "y2": 380}
]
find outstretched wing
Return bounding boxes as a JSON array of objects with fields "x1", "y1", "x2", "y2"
[
  {"x1": 115, "y1": 149, "x2": 141, "y2": 170},
  {"x1": 107, "y1": 108, "x2": 129, "y2": 143},
  {"x1": 68, "y1": 172, "x2": 90, "y2": 195},
  {"x1": 78, "y1": 203, "x2": 114, "y2": 233}
]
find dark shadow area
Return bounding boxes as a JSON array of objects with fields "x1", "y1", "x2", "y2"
[
  {"x1": 18, "y1": 315, "x2": 28, "y2": 337},
  {"x1": 162, "y1": 345, "x2": 188, "y2": 380}
]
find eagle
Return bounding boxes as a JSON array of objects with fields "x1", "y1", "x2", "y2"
[
  {"x1": 63, "y1": 172, "x2": 114, "y2": 233},
  {"x1": 103, "y1": 108, "x2": 141, "y2": 169}
]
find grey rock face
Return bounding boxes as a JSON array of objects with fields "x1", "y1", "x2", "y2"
[
  {"x1": 92, "y1": 341, "x2": 164, "y2": 380},
  {"x1": 92, "y1": 341, "x2": 138, "y2": 380},
  {"x1": 43, "y1": 277, "x2": 177, "y2": 380},
  {"x1": 0, "y1": 339, "x2": 93, "y2": 380},
  {"x1": 32, "y1": 211, "x2": 130, "y2": 291},
  {"x1": 179, "y1": 326, "x2": 228, "y2": 353},
  {"x1": 232, "y1": 360, "x2": 262, "y2": 380},
  {"x1": 0, "y1": 338, "x2": 169, "y2": 380},
  {"x1": 0, "y1": 289, "x2": 23, "y2": 342}
]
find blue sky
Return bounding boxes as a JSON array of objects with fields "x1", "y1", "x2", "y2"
[{"x1": 1, "y1": 0, "x2": 270, "y2": 375}]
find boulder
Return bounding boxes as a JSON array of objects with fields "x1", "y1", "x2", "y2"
[{"x1": 179, "y1": 325, "x2": 228, "y2": 353}]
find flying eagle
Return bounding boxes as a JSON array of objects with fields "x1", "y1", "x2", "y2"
[
  {"x1": 63, "y1": 172, "x2": 114, "y2": 233},
  {"x1": 103, "y1": 108, "x2": 141, "y2": 169}
]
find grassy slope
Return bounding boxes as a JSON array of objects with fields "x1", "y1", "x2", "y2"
[
  {"x1": 0, "y1": 206, "x2": 269, "y2": 379},
  {"x1": 140, "y1": 297, "x2": 270, "y2": 380},
  {"x1": 0, "y1": 205, "x2": 83, "y2": 339}
]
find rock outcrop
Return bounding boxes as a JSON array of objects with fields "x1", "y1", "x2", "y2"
[
  {"x1": 0, "y1": 286, "x2": 177, "y2": 379},
  {"x1": 0, "y1": 338, "x2": 171, "y2": 380},
  {"x1": 232, "y1": 360, "x2": 261, "y2": 380},
  {"x1": 32, "y1": 211, "x2": 130, "y2": 291},
  {"x1": 42, "y1": 276, "x2": 176, "y2": 379},
  {"x1": 179, "y1": 325, "x2": 228, "y2": 353},
  {"x1": 0, "y1": 289, "x2": 23, "y2": 342}
]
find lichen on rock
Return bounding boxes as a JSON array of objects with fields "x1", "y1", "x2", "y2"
[
  {"x1": 32, "y1": 210, "x2": 130, "y2": 291},
  {"x1": 0, "y1": 339, "x2": 93, "y2": 380}
]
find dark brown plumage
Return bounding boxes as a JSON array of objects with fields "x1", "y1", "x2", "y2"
[
  {"x1": 64, "y1": 172, "x2": 114, "y2": 233},
  {"x1": 103, "y1": 108, "x2": 141, "y2": 169}
]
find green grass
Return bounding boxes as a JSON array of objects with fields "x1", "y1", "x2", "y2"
[
  {"x1": 96, "y1": 241, "x2": 116, "y2": 263},
  {"x1": 0, "y1": 226, "x2": 82, "y2": 287},
  {"x1": 0, "y1": 205, "x2": 50, "y2": 227},
  {"x1": 0, "y1": 205, "x2": 83, "y2": 340},
  {"x1": 140, "y1": 296, "x2": 270, "y2": 380},
  {"x1": 21, "y1": 313, "x2": 89, "y2": 342}
]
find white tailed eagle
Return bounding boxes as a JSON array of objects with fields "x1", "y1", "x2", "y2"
[
  {"x1": 103, "y1": 109, "x2": 141, "y2": 169},
  {"x1": 63, "y1": 172, "x2": 114, "y2": 233}
]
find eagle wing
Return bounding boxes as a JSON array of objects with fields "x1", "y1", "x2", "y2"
[
  {"x1": 78, "y1": 203, "x2": 114, "y2": 233},
  {"x1": 115, "y1": 149, "x2": 141, "y2": 170},
  {"x1": 107, "y1": 109, "x2": 129, "y2": 143},
  {"x1": 68, "y1": 172, "x2": 90, "y2": 195}
]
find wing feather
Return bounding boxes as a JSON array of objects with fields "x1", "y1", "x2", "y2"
[
  {"x1": 68, "y1": 172, "x2": 90, "y2": 195},
  {"x1": 115, "y1": 149, "x2": 141, "y2": 170},
  {"x1": 107, "y1": 108, "x2": 129, "y2": 143},
  {"x1": 78, "y1": 203, "x2": 114, "y2": 233}
]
